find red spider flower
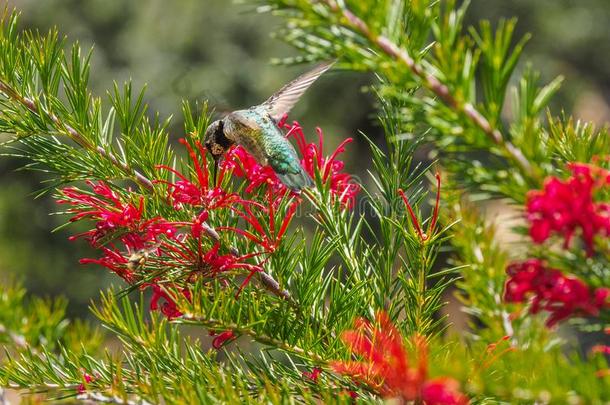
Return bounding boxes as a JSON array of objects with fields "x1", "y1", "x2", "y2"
[
  {"x1": 220, "y1": 194, "x2": 298, "y2": 253},
  {"x1": 149, "y1": 284, "x2": 192, "y2": 319},
  {"x1": 197, "y1": 243, "x2": 262, "y2": 283},
  {"x1": 526, "y1": 162, "x2": 610, "y2": 255},
  {"x1": 159, "y1": 233, "x2": 264, "y2": 296},
  {"x1": 79, "y1": 246, "x2": 134, "y2": 283},
  {"x1": 284, "y1": 121, "x2": 360, "y2": 208},
  {"x1": 157, "y1": 138, "x2": 239, "y2": 210},
  {"x1": 504, "y1": 259, "x2": 610, "y2": 327},
  {"x1": 210, "y1": 330, "x2": 236, "y2": 349},
  {"x1": 223, "y1": 145, "x2": 284, "y2": 194},
  {"x1": 331, "y1": 312, "x2": 468, "y2": 404},
  {"x1": 224, "y1": 119, "x2": 359, "y2": 208},
  {"x1": 399, "y1": 173, "x2": 442, "y2": 242},
  {"x1": 303, "y1": 367, "x2": 322, "y2": 382},
  {"x1": 58, "y1": 180, "x2": 175, "y2": 250},
  {"x1": 77, "y1": 372, "x2": 95, "y2": 394}
]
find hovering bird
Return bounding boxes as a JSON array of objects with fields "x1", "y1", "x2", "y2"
[{"x1": 204, "y1": 61, "x2": 334, "y2": 191}]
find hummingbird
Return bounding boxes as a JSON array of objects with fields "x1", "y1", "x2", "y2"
[{"x1": 204, "y1": 61, "x2": 335, "y2": 191}]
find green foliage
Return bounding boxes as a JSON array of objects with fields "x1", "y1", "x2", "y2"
[
  {"x1": 0, "y1": 1, "x2": 608, "y2": 403},
  {"x1": 1, "y1": 284, "x2": 360, "y2": 404},
  {"x1": 0, "y1": 279, "x2": 102, "y2": 354}
]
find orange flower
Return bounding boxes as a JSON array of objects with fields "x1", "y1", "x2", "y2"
[{"x1": 331, "y1": 312, "x2": 468, "y2": 404}]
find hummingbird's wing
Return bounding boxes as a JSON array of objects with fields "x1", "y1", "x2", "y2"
[{"x1": 262, "y1": 61, "x2": 335, "y2": 122}]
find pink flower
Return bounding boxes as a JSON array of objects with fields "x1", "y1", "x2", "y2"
[
  {"x1": 422, "y1": 379, "x2": 469, "y2": 405},
  {"x1": 331, "y1": 312, "x2": 468, "y2": 404},
  {"x1": 526, "y1": 163, "x2": 610, "y2": 254},
  {"x1": 504, "y1": 259, "x2": 609, "y2": 326}
]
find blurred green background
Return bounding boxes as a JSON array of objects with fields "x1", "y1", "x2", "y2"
[{"x1": 1, "y1": 0, "x2": 609, "y2": 317}]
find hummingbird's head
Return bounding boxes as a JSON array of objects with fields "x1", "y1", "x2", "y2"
[
  {"x1": 204, "y1": 119, "x2": 233, "y2": 186},
  {"x1": 204, "y1": 119, "x2": 231, "y2": 159}
]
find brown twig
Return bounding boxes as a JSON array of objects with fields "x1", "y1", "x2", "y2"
[
  {"x1": 323, "y1": 0, "x2": 534, "y2": 177},
  {"x1": 0, "y1": 80, "x2": 154, "y2": 190},
  {"x1": 258, "y1": 271, "x2": 292, "y2": 303}
]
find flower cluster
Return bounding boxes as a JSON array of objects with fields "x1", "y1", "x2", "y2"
[
  {"x1": 224, "y1": 119, "x2": 360, "y2": 207},
  {"x1": 58, "y1": 180, "x2": 176, "y2": 250},
  {"x1": 157, "y1": 138, "x2": 239, "y2": 210},
  {"x1": 57, "y1": 120, "x2": 361, "y2": 351},
  {"x1": 52, "y1": 143, "x2": 244, "y2": 307},
  {"x1": 57, "y1": 181, "x2": 177, "y2": 282},
  {"x1": 526, "y1": 163, "x2": 610, "y2": 255},
  {"x1": 331, "y1": 312, "x2": 468, "y2": 404},
  {"x1": 507, "y1": 162, "x2": 610, "y2": 327},
  {"x1": 504, "y1": 259, "x2": 609, "y2": 327},
  {"x1": 59, "y1": 179, "x2": 263, "y2": 314}
]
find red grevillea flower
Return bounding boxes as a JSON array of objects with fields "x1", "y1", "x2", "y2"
[
  {"x1": 57, "y1": 180, "x2": 176, "y2": 250},
  {"x1": 220, "y1": 194, "x2": 298, "y2": 254},
  {"x1": 79, "y1": 246, "x2": 134, "y2": 283},
  {"x1": 224, "y1": 119, "x2": 359, "y2": 208},
  {"x1": 149, "y1": 284, "x2": 192, "y2": 319},
  {"x1": 285, "y1": 121, "x2": 360, "y2": 208},
  {"x1": 77, "y1": 372, "x2": 95, "y2": 394},
  {"x1": 210, "y1": 330, "x2": 236, "y2": 349},
  {"x1": 399, "y1": 173, "x2": 442, "y2": 242},
  {"x1": 331, "y1": 312, "x2": 468, "y2": 404},
  {"x1": 526, "y1": 163, "x2": 610, "y2": 255},
  {"x1": 157, "y1": 138, "x2": 239, "y2": 210},
  {"x1": 504, "y1": 259, "x2": 610, "y2": 327},
  {"x1": 303, "y1": 367, "x2": 322, "y2": 382},
  {"x1": 223, "y1": 145, "x2": 282, "y2": 194}
]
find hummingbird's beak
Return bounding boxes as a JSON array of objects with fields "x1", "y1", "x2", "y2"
[{"x1": 212, "y1": 158, "x2": 219, "y2": 188}]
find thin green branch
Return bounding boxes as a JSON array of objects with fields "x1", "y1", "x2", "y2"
[
  {"x1": 77, "y1": 392, "x2": 154, "y2": 405},
  {"x1": 5, "y1": 382, "x2": 75, "y2": 390},
  {"x1": 176, "y1": 316, "x2": 325, "y2": 364}
]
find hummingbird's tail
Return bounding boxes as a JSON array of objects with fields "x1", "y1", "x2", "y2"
[{"x1": 277, "y1": 166, "x2": 314, "y2": 191}]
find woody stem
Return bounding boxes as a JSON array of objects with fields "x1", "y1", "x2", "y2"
[
  {"x1": 323, "y1": 0, "x2": 535, "y2": 179},
  {"x1": 0, "y1": 79, "x2": 155, "y2": 190}
]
